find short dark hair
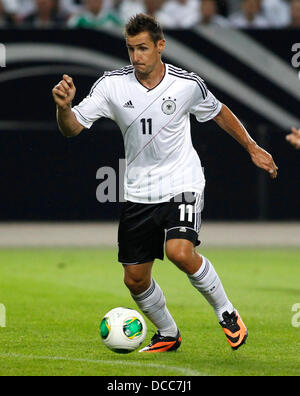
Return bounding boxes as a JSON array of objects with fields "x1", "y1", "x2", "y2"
[{"x1": 125, "y1": 14, "x2": 164, "y2": 45}]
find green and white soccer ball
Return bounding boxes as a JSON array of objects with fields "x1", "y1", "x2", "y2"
[{"x1": 100, "y1": 307, "x2": 147, "y2": 354}]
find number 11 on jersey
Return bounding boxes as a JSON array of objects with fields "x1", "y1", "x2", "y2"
[{"x1": 141, "y1": 118, "x2": 152, "y2": 135}]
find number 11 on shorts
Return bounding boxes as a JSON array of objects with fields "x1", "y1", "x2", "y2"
[
  {"x1": 0, "y1": 304, "x2": 6, "y2": 327},
  {"x1": 179, "y1": 204, "x2": 193, "y2": 222}
]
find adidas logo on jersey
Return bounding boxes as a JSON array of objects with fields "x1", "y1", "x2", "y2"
[{"x1": 124, "y1": 100, "x2": 134, "y2": 109}]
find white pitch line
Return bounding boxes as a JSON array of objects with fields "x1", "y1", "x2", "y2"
[{"x1": 0, "y1": 353, "x2": 206, "y2": 376}]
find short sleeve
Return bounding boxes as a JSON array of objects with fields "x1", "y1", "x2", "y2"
[
  {"x1": 72, "y1": 76, "x2": 114, "y2": 129},
  {"x1": 189, "y1": 81, "x2": 222, "y2": 123}
]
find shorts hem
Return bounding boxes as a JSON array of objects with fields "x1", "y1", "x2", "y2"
[
  {"x1": 119, "y1": 256, "x2": 164, "y2": 265},
  {"x1": 166, "y1": 228, "x2": 201, "y2": 247}
]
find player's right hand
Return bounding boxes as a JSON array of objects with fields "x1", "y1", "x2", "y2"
[{"x1": 52, "y1": 75, "x2": 76, "y2": 109}]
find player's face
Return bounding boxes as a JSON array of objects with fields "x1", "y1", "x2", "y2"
[{"x1": 126, "y1": 32, "x2": 165, "y2": 76}]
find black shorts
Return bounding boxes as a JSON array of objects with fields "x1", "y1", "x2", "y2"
[{"x1": 118, "y1": 192, "x2": 203, "y2": 265}]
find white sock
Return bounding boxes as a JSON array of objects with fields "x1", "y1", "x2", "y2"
[
  {"x1": 131, "y1": 279, "x2": 178, "y2": 337},
  {"x1": 188, "y1": 256, "x2": 234, "y2": 322}
]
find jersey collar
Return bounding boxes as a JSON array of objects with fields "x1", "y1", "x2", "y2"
[{"x1": 133, "y1": 63, "x2": 168, "y2": 93}]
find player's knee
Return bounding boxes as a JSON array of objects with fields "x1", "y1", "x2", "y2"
[
  {"x1": 123, "y1": 273, "x2": 150, "y2": 295},
  {"x1": 166, "y1": 245, "x2": 191, "y2": 266}
]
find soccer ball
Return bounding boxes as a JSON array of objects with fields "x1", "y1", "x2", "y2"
[{"x1": 100, "y1": 307, "x2": 147, "y2": 354}]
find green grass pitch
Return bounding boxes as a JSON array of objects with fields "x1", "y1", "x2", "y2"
[{"x1": 0, "y1": 247, "x2": 299, "y2": 376}]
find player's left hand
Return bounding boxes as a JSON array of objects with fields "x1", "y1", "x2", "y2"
[
  {"x1": 286, "y1": 127, "x2": 300, "y2": 149},
  {"x1": 249, "y1": 145, "x2": 278, "y2": 179}
]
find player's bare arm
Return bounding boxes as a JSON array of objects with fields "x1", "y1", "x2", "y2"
[
  {"x1": 286, "y1": 127, "x2": 300, "y2": 149},
  {"x1": 214, "y1": 104, "x2": 278, "y2": 179},
  {"x1": 52, "y1": 74, "x2": 84, "y2": 138}
]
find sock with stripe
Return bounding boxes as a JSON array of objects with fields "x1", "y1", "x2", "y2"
[
  {"x1": 188, "y1": 256, "x2": 234, "y2": 322},
  {"x1": 131, "y1": 279, "x2": 178, "y2": 337}
]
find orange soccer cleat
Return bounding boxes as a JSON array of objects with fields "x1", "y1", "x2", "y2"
[
  {"x1": 139, "y1": 330, "x2": 182, "y2": 353},
  {"x1": 220, "y1": 310, "x2": 248, "y2": 350}
]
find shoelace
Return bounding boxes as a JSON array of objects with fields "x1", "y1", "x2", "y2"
[
  {"x1": 222, "y1": 312, "x2": 240, "y2": 332},
  {"x1": 150, "y1": 332, "x2": 163, "y2": 344}
]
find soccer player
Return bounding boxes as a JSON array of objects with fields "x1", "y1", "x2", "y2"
[
  {"x1": 52, "y1": 14, "x2": 278, "y2": 352},
  {"x1": 286, "y1": 127, "x2": 300, "y2": 149}
]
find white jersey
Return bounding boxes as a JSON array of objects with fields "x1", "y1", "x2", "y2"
[{"x1": 72, "y1": 63, "x2": 222, "y2": 203}]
